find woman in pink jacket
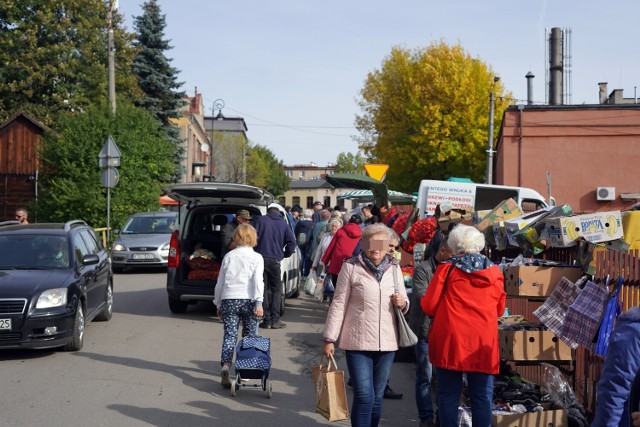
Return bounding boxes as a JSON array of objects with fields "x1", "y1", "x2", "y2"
[{"x1": 322, "y1": 223, "x2": 409, "y2": 427}]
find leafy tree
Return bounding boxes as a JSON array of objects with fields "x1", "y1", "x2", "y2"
[
  {"x1": 132, "y1": 0, "x2": 186, "y2": 182},
  {"x1": 38, "y1": 102, "x2": 176, "y2": 230},
  {"x1": 246, "y1": 145, "x2": 290, "y2": 197},
  {"x1": 334, "y1": 151, "x2": 367, "y2": 174},
  {"x1": 355, "y1": 41, "x2": 510, "y2": 193},
  {"x1": 0, "y1": 0, "x2": 141, "y2": 123},
  {"x1": 211, "y1": 132, "x2": 249, "y2": 183}
]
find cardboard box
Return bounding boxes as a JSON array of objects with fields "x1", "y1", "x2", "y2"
[
  {"x1": 475, "y1": 199, "x2": 524, "y2": 245},
  {"x1": 577, "y1": 239, "x2": 630, "y2": 275},
  {"x1": 473, "y1": 209, "x2": 492, "y2": 225},
  {"x1": 544, "y1": 211, "x2": 624, "y2": 247},
  {"x1": 511, "y1": 205, "x2": 574, "y2": 256},
  {"x1": 493, "y1": 221, "x2": 510, "y2": 250},
  {"x1": 493, "y1": 409, "x2": 568, "y2": 427},
  {"x1": 504, "y1": 207, "x2": 555, "y2": 247},
  {"x1": 499, "y1": 330, "x2": 572, "y2": 361},
  {"x1": 503, "y1": 265, "x2": 584, "y2": 297}
]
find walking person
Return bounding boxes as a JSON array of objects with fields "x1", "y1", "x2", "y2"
[
  {"x1": 322, "y1": 223, "x2": 409, "y2": 427},
  {"x1": 214, "y1": 224, "x2": 264, "y2": 389},
  {"x1": 255, "y1": 206, "x2": 296, "y2": 329},
  {"x1": 592, "y1": 306, "x2": 640, "y2": 427},
  {"x1": 410, "y1": 230, "x2": 453, "y2": 427},
  {"x1": 420, "y1": 224, "x2": 505, "y2": 427},
  {"x1": 294, "y1": 209, "x2": 315, "y2": 280},
  {"x1": 321, "y1": 214, "x2": 362, "y2": 287}
]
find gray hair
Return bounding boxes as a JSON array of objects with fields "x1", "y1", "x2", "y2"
[
  {"x1": 446, "y1": 224, "x2": 485, "y2": 254},
  {"x1": 303, "y1": 209, "x2": 314, "y2": 219},
  {"x1": 361, "y1": 223, "x2": 396, "y2": 242},
  {"x1": 329, "y1": 218, "x2": 343, "y2": 227},
  {"x1": 320, "y1": 209, "x2": 332, "y2": 221}
]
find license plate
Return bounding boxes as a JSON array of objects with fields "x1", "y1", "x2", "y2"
[
  {"x1": 133, "y1": 253, "x2": 155, "y2": 260},
  {"x1": 0, "y1": 319, "x2": 11, "y2": 330}
]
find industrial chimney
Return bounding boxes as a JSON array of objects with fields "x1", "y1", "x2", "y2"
[
  {"x1": 548, "y1": 27, "x2": 563, "y2": 105},
  {"x1": 526, "y1": 71, "x2": 535, "y2": 105}
]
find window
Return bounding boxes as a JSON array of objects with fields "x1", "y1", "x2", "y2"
[
  {"x1": 306, "y1": 196, "x2": 314, "y2": 209},
  {"x1": 299, "y1": 170, "x2": 305, "y2": 178},
  {"x1": 80, "y1": 230, "x2": 100, "y2": 255},
  {"x1": 292, "y1": 196, "x2": 300, "y2": 206},
  {"x1": 286, "y1": 170, "x2": 292, "y2": 177},
  {"x1": 278, "y1": 196, "x2": 286, "y2": 206},
  {"x1": 324, "y1": 196, "x2": 331, "y2": 208},
  {"x1": 73, "y1": 234, "x2": 90, "y2": 265}
]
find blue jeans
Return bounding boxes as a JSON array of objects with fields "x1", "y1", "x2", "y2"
[
  {"x1": 414, "y1": 339, "x2": 435, "y2": 423},
  {"x1": 435, "y1": 368, "x2": 493, "y2": 427},
  {"x1": 345, "y1": 350, "x2": 395, "y2": 427}
]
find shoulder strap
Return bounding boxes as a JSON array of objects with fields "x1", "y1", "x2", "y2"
[{"x1": 431, "y1": 263, "x2": 453, "y2": 318}]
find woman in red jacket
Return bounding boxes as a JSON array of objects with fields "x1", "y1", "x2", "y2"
[
  {"x1": 421, "y1": 224, "x2": 505, "y2": 427},
  {"x1": 321, "y1": 215, "x2": 363, "y2": 286}
]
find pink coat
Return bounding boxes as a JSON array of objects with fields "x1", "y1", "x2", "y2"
[{"x1": 323, "y1": 256, "x2": 409, "y2": 352}]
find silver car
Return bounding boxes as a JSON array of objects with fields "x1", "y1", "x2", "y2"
[{"x1": 111, "y1": 212, "x2": 177, "y2": 272}]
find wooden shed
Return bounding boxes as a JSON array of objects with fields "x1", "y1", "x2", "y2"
[{"x1": 0, "y1": 112, "x2": 50, "y2": 221}]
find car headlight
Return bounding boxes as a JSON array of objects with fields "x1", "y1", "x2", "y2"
[
  {"x1": 160, "y1": 242, "x2": 170, "y2": 251},
  {"x1": 113, "y1": 243, "x2": 127, "y2": 251},
  {"x1": 36, "y1": 288, "x2": 68, "y2": 309}
]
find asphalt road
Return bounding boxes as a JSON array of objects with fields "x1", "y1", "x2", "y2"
[{"x1": 0, "y1": 269, "x2": 420, "y2": 427}]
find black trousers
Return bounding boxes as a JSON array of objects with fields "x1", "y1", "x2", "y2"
[{"x1": 262, "y1": 257, "x2": 282, "y2": 324}]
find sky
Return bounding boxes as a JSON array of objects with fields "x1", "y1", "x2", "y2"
[{"x1": 117, "y1": 0, "x2": 640, "y2": 167}]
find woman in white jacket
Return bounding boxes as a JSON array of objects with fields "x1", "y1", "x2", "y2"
[
  {"x1": 214, "y1": 224, "x2": 264, "y2": 389},
  {"x1": 322, "y1": 223, "x2": 409, "y2": 427}
]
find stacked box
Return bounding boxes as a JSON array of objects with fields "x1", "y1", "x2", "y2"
[
  {"x1": 472, "y1": 209, "x2": 492, "y2": 225},
  {"x1": 499, "y1": 330, "x2": 572, "y2": 361},
  {"x1": 543, "y1": 210, "x2": 623, "y2": 247},
  {"x1": 503, "y1": 265, "x2": 584, "y2": 297},
  {"x1": 577, "y1": 239, "x2": 630, "y2": 275},
  {"x1": 492, "y1": 221, "x2": 510, "y2": 250},
  {"x1": 504, "y1": 207, "x2": 555, "y2": 247},
  {"x1": 493, "y1": 409, "x2": 568, "y2": 427},
  {"x1": 475, "y1": 199, "x2": 524, "y2": 245}
]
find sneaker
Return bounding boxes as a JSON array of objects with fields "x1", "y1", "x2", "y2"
[
  {"x1": 259, "y1": 321, "x2": 271, "y2": 329},
  {"x1": 383, "y1": 384, "x2": 403, "y2": 399},
  {"x1": 220, "y1": 366, "x2": 231, "y2": 389},
  {"x1": 271, "y1": 321, "x2": 287, "y2": 329}
]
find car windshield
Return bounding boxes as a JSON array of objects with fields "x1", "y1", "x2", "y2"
[
  {"x1": 0, "y1": 235, "x2": 70, "y2": 269},
  {"x1": 121, "y1": 215, "x2": 177, "y2": 235}
]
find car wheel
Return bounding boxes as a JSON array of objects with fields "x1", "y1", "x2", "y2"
[
  {"x1": 95, "y1": 282, "x2": 113, "y2": 321},
  {"x1": 289, "y1": 276, "x2": 300, "y2": 299},
  {"x1": 168, "y1": 296, "x2": 188, "y2": 314},
  {"x1": 63, "y1": 304, "x2": 85, "y2": 352}
]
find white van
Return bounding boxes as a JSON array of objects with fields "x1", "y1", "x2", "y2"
[{"x1": 416, "y1": 180, "x2": 551, "y2": 219}]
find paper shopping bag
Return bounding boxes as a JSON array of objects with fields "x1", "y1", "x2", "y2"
[{"x1": 312, "y1": 354, "x2": 349, "y2": 421}]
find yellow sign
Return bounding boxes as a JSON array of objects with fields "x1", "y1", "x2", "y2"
[{"x1": 364, "y1": 164, "x2": 389, "y2": 182}]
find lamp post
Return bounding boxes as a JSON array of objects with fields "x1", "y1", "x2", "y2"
[
  {"x1": 486, "y1": 76, "x2": 500, "y2": 185},
  {"x1": 209, "y1": 99, "x2": 225, "y2": 181}
]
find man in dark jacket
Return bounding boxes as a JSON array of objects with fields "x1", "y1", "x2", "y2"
[
  {"x1": 409, "y1": 230, "x2": 452, "y2": 427},
  {"x1": 255, "y1": 207, "x2": 297, "y2": 329},
  {"x1": 593, "y1": 306, "x2": 640, "y2": 427}
]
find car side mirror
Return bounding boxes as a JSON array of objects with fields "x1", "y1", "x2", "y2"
[{"x1": 83, "y1": 254, "x2": 100, "y2": 266}]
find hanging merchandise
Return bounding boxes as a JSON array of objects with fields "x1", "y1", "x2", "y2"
[
  {"x1": 559, "y1": 280, "x2": 609, "y2": 350},
  {"x1": 533, "y1": 277, "x2": 581, "y2": 348},
  {"x1": 594, "y1": 276, "x2": 624, "y2": 357}
]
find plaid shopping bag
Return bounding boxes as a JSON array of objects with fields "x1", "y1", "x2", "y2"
[
  {"x1": 533, "y1": 277, "x2": 581, "y2": 347},
  {"x1": 559, "y1": 280, "x2": 609, "y2": 350}
]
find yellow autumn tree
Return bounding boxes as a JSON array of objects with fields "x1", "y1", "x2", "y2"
[{"x1": 354, "y1": 41, "x2": 511, "y2": 193}]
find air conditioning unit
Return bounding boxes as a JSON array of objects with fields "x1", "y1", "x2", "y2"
[{"x1": 596, "y1": 187, "x2": 616, "y2": 201}]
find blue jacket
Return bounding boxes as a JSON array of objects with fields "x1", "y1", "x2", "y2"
[
  {"x1": 593, "y1": 306, "x2": 640, "y2": 427},
  {"x1": 254, "y1": 211, "x2": 296, "y2": 261}
]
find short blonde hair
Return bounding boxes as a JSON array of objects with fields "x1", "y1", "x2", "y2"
[
  {"x1": 233, "y1": 223, "x2": 257, "y2": 247},
  {"x1": 446, "y1": 224, "x2": 485, "y2": 254}
]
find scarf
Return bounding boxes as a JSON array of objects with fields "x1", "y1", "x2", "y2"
[{"x1": 361, "y1": 252, "x2": 394, "y2": 282}]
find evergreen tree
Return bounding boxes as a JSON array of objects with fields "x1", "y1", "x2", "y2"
[
  {"x1": 0, "y1": 0, "x2": 140, "y2": 124},
  {"x1": 132, "y1": 0, "x2": 186, "y2": 182}
]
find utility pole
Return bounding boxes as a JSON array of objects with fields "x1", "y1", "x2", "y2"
[
  {"x1": 486, "y1": 76, "x2": 500, "y2": 184},
  {"x1": 107, "y1": 0, "x2": 117, "y2": 114}
]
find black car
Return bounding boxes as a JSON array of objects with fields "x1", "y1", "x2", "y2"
[{"x1": 0, "y1": 220, "x2": 113, "y2": 351}]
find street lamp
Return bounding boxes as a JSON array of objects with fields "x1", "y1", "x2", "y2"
[
  {"x1": 486, "y1": 76, "x2": 500, "y2": 185},
  {"x1": 209, "y1": 99, "x2": 225, "y2": 181}
]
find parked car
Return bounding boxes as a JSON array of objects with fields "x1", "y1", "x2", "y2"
[
  {"x1": 162, "y1": 182, "x2": 301, "y2": 314},
  {"x1": 111, "y1": 211, "x2": 177, "y2": 272},
  {"x1": 0, "y1": 220, "x2": 113, "y2": 351}
]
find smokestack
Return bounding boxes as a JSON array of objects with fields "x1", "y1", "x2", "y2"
[
  {"x1": 598, "y1": 82, "x2": 608, "y2": 104},
  {"x1": 549, "y1": 27, "x2": 563, "y2": 105},
  {"x1": 526, "y1": 72, "x2": 535, "y2": 105}
]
